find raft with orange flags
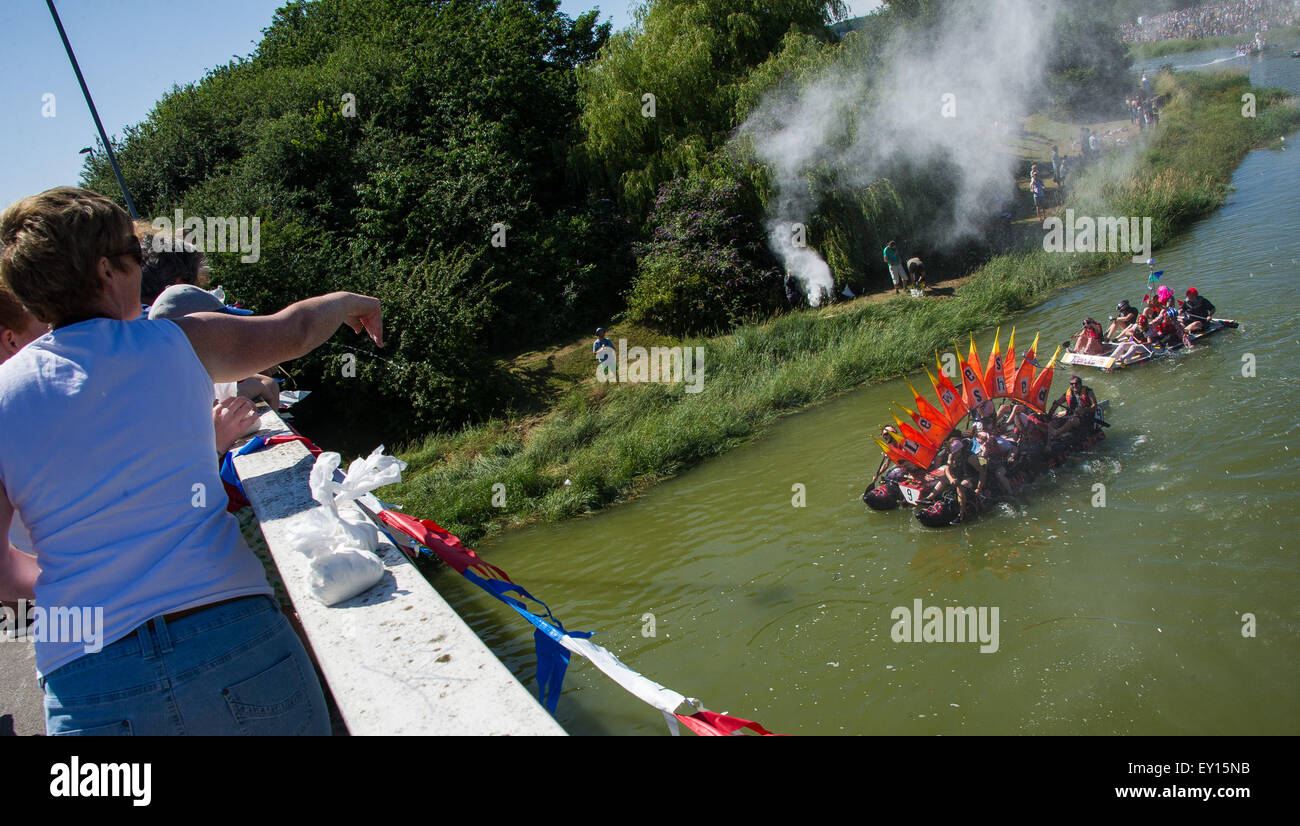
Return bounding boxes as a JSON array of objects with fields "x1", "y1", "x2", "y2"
[{"x1": 863, "y1": 328, "x2": 1109, "y2": 526}]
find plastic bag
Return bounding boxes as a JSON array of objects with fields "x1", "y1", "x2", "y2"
[
  {"x1": 285, "y1": 446, "x2": 407, "y2": 606},
  {"x1": 309, "y1": 542, "x2": 385, "y2": 607}
]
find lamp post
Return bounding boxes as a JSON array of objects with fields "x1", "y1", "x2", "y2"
[{"x1": 46, "y1": 0, "x2": 138, "y2": 218}]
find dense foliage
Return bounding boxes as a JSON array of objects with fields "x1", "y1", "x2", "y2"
[
  {"x1": 84, "y1": 0, "x2": 619, "y2": 442},
  {"x1": 627, "y1": 163, "x2": 783, "y2": 334},
  {"x1": 574, "y1": 0, "x2": 846, "y2": 219},
  {"x1": 1046, "y1": 0, "x2": 1135, "y2": 117},
  {"x1": 77, "y1": 0, "x2": 1152, "y2": 444}
]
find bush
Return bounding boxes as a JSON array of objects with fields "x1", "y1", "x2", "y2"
[{"x1": 626, "y1": 166, "x2": 783, "y2": 335}]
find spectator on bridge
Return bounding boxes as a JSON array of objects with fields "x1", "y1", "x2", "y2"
[{"x1": 0, "y1": 186, "x2": 383, "y2": 736}]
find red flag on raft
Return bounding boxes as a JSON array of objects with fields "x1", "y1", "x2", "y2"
[
  {"x1": 875, "y1": 429, "x2": 938, "y2": 470},
  {"x1": 1028, "y1": 346, "x2": 1062, "y2": 412},
  {"x1": 1002, "y1": 328, "x2": 1017, "y2": 394},
  {"x1": 958, "y1": 336, "x2": 990, "y2": 413},
  {"x1": 892, "y1": 411, "x2": 941, "y2": 451},
  {"x1": 927, "y1": 362, "x2": 966, "y2": 426},
  {"x1": 904, "y1": 378, "x2": 954, "y2": 437},
  {"x1": 1010, "y1": 333, "x2": 1041, "y2": 408},
  {"x1": 984, "y1": 329, "x2": 1009, "y2": 398}
]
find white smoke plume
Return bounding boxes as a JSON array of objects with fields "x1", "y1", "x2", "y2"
[{"x1": 741, "y1": 0, "x2": 1063, "y2": 302}]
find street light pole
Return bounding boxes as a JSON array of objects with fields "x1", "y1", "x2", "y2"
[{"x1": 46, "y1": 0, "x2": 139, "y2": 218}]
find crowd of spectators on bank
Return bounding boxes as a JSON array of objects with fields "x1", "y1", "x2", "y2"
[{"x1": 1120, "y1": 0, "x2": 1298, "y2": 43}]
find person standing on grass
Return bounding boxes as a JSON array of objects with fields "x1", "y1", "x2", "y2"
[
  {"x1": 883, "y1": 240, "x2": 908, "y2": 294},
  {"x1": 1030, "y1": 165, "x2": 1047, "y2": 222},
  {"x1": 1051, "y1": 145, "x2": 1062, "y2": 185},
  {"x1": 593, "y1": 326, "x2": 613, "y2": 356}
]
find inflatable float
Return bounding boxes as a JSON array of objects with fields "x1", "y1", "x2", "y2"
[{"x1": 861, "y1": 330, "x2": 1109, "y2": 527}]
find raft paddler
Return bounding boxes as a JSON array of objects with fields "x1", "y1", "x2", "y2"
[
  {"x1": 1151, "y1": 285, "x2": 1190, "y2": 333},
  {"x1": 1179, "y1": 287, "x2": 1216, "y2": 335},
  {"x1": 1071, "y1": 318, "x2": 1109, "y2": 355},
  {"x1": 871, "y1": 425, "x2": 900, "y2": 486},
  {"x1": 1105, "y1": 300, "x2": 1139, "y2": 340},
  {"x1": 973, "y1": 430, "x2": 1015, "y2": 497},
  {"x1": 931, "y1": 438, "x2": 981, "y2": 521},
  {"x1": 1149, "y1": 309, "x2": 1182, "y2": 346},
  {"x1": 1012, "y1": 407, "x2": 1049, "y2": 452},
  {"x1": 1046, "y1": 375, "x2": 1097, "y2": 449},
  {"x1": 1110, "y1": 313, "x2": 1152, "y2": 362}
]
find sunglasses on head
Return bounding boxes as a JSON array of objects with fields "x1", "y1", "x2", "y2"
[{"x1": 105, "y1": 235, "x2": 142, "y2": 266}]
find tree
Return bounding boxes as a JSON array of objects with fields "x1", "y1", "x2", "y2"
[{"x1": 575, "y1": 0, "x2": 845, "y2": 218}]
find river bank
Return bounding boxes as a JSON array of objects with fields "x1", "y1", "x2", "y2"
[
  {"x1": 1126, "y1": 23, "x2": 1300, "y2": 60},
  {"x1": 388, "y1": 71, "x2": 1298, "y2": 545}
]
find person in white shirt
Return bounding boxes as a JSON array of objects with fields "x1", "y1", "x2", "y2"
[{"x1": 0, "y1": 186, "x2": 383, "y2": 735}]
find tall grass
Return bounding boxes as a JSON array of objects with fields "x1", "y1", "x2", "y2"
[{"x1": 390, "y1": 72, "x2": 1299, "y2": 543}]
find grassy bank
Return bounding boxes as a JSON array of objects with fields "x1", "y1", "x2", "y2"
[
  {"x1": 1127, "y1": 25, "x2": 1300, "y2": 60},
  {"x1": 388, "y1": 72, "x2": 1299, "y2": 544}
]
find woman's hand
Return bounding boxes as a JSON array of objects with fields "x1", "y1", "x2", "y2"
[
  {"x1": 214, "y1": 396, "x2": 259, "y2": 454},
  {"x1": 344, "y1": 295, "x2": 383, "y2": 347},
  {"x1": 236, "y1": 375, "x2": 280, "y2": 410}
]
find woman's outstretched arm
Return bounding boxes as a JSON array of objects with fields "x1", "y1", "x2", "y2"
[{"x1": 174, "y1": 292, "x2": 382, "y2": 383}]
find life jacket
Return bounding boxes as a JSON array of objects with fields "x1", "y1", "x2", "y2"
[
  {"x1": 1065, "y1": 387, "x2": 1093, "y2": 414},
  {"x1": 1185, "y1": 296, "x2": 1212, "y2": 317},
  {"x1": 947, "y1": 445, "x2": 973, "y2": 479},
  {"x1": 1014, "y1": 412, "x2": 1047, "y2": 441}
]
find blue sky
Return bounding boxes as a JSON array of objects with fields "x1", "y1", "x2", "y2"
[{"x1": 0, "y1": 0, "x2": 882, "y2": 210}]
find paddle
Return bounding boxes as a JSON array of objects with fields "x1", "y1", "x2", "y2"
[{"x1": 869, "y1": 453, "x2": 890, "y2": 488}]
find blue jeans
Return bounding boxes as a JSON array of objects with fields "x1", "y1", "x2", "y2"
[{"x1": 42, "y1": 596, "x2": 330, "y2": 735}]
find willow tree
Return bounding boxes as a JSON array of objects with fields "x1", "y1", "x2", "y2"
[{"x1": 575, "y1": 0, "x2": 846, "y2": 219}]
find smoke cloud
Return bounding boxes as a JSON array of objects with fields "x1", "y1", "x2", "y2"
[{"x1": 741, "y1": 0, "x2": 1063, "y2": 303}]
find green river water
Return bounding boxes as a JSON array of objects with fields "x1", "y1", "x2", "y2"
[{"x1": 425, "y1": 44, "x2": 1300, "y2": 735}]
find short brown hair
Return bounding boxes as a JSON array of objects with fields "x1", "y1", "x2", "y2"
[
  {"x1": 0, "y1": 279, "x2": 33, "y2": 333},
  {"x1": 0, "y1": 187, "x2": 132, "y2": 324}
]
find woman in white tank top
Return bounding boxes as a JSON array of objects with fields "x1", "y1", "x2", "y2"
[{"x1": 0, "y1": 187, "x2": 383, "y2": 735}]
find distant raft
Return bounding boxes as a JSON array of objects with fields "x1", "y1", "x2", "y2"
[{"x1": 1062, "y1": 318, "x2": 1239, "y2": 372}]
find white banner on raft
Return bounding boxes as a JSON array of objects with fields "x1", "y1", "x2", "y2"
[{"x1": 1061, "y1": 352, "x2": 1116, "y2": 369}]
